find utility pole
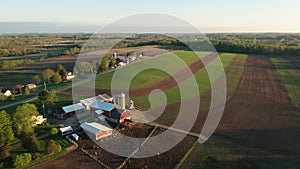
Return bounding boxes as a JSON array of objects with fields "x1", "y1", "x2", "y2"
[{"x1": 44, "y1": 81, "x2": 47, "y2": 90}]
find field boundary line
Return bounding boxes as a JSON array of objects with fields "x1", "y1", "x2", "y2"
[
  {"x1": 80, "y1": 148, "x2": 110, "y2": 169},
  {"x1": 174, "y1": 140, "x2": 199, "y2": 169},
  {"x1": 116, "y1": 126, "x2": 158, "y2": 169}
]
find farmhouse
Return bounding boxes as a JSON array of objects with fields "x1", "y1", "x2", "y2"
[
  {"x1": 57, "y1": 103, "x2": 85, "y2": 119},
  {"x1": 32, "y1": 114, "x2": 47, "y2": 125},
  {"x1": 26, "y1": 83, "x2": 37, "y2": 90},
  {"x1": 2, "y1": 89, "x2": 12, "y2": 96},
  {"x1": 80, "y1": 122, "x2": 112, "y2": 140}
]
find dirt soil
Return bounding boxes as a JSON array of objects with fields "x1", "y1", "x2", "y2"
[
  {"x1": 30, "y1": 148, "x2": 103, "y2": 169},
  {"x1": 124, "y1": 132, "x2": 197, "y2": 169},
  {"x1": 216, "y1": 56, "x2": 300, "y2": 155}
]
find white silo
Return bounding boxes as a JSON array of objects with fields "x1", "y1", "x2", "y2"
[
  {"x1": 113, "y1": 93, "x2": 126, "y2": 110},
  {"x1": 119, "y1": 93, "x2": 126, "y2": 110}
]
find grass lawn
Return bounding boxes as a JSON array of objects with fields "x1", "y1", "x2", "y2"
[
  {"x1": 81, "y1": 51, "x2": 211, "y2": 89},
  {"x1": 132, "y1": 53, "x2": 238, "y2": 109},
  {"x1": 5, "y1": 124, "x2": 74, "y2": 169},
  {"x1": 271, "y1": 57, "x2": 300, "y2": 110},
  {"x1": 4, "y1": 93, "x2": 74, "y2": 116},
  {"x1": 0, "y1": 71, "x2": 37, "y2": 89}
]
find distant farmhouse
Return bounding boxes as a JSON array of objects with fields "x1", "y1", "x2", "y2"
[{"x1": 1, "y1": 89, "x2": 12, "y2": 96}]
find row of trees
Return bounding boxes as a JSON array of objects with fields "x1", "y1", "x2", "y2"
[
  {"x1": 211, "y1": 39, "x2": 300, "y2": 56},
  {"x1": 0, "y1": 48, "x2": 38, "y2": 57},
  {"x1": 63, "y1": 47, "x2": 80, "y2": 55},
  {"x1": 31, "y1": 64, "x2": 68, "y2": 85}
]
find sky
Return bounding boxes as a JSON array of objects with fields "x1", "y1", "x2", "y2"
[{"x1": 0, "y1": 0, "x2": 300, "y2": 33}]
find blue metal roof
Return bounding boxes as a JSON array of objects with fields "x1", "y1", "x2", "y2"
[
  {"x1": 91, "y1": 100, "x2": 115, "y2": 111},
  {"x1": 110, "y1": 108, "x2": 125, "y2": 120}
]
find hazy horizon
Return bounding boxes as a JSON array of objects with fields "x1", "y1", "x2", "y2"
[{"x1": 1, "y1": 0, "x2": 300, "y2": 33}]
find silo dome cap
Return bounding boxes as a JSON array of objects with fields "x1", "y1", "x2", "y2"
[{"x1": 120, "y1": 93, "x2": 125, "y2": 97}]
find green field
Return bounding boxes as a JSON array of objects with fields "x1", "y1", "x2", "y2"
[
  {"x1": 0, "y1": 71, "x2": 37, "y2": 89},
  {"x1": 271, "y1": 57, "x2": 300, "y2": 110},
  {"x1": 132, "y1": 53, "x2": 239, "y2": 109},
  {"x1": 81, "y1": 51, "x2": 211, "y2": 89}
]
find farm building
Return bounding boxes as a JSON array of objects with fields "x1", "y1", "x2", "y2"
[
  {"x1": 110, "y1": 109, "x2": 131, "y2": 123},
  {"x1": 90, "y1": 100, "x2": 131, "y2": 123},
  {"x1": 90, "y1": 100, "x2": 115, "y2": 116},
  {"x1": 80, "y1": 122, "x2": 112, "y2": 140},
  {"x1": 32, "y1": 114, "x2": 47, "y2": 125},
  {"x1": 80, "y1": 94, "x2": 113, "y2": 111},
  {"x1": 57, "y1": 103, "x2": 85, "y2": 119},
  {"x1": 63, "y1": 72, "x2": 75, "y2": 81},
  {"x1": 71, "y1": 133, "x2": 80, "y2": 140},
  {"x1": 59, "y1": 126, "x2": 73, "y2": 136},
  {"x1": 26, "y1": 83, "x2": 37, "y2": 89}
]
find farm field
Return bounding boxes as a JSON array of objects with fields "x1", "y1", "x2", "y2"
[
  {"x1": 0, "y1": 71, "x2": 37, "y2": 89},
  {"x1": 80, "y1": 51, "x2": 211, "y2": 90},
  {"x1": 6, "y1": 45, "x2": 168, "y2": 73},
  {"x1": 169, "y1": 55, "x2": 298, "y2": 169},
  {"x1": 271, "y1": 57, "x2": 300, "y2": 110},
  {"x1": 2, "y1": 48, "x2": 299, "y2": 169}
]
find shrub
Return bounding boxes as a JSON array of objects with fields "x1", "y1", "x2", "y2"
[
  {"x1": 46, "y1": 140, "x2": 62, "y2": 154},
  {"x1": 50, "y1": 128, "x2": 58, "y2": 135},
  {"x1": 12, "y1": 153, "x2": 32, "y2": 168},
  {"x1": 51, "y1": 74, "x2": 62, "y2": 84}
]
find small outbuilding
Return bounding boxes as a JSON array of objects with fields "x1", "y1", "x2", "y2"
[
  {"x1": 71, "y1": 133, "x2": 80, "y2": 140},
  {"x1": 59, "y1": 126, "x2": 73, "y2": 136},
  {"x1": 80, "y1": 122, "x2": 112, "y2": 140}
]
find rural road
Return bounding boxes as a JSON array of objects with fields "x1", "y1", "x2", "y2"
[{"x1": 0, "y1": 55, "x2": 152, "y2": 110}]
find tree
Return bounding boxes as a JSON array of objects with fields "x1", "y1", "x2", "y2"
[
  {"x1": 0, "y1": 94, "x2": 7, "y2": 102},
  {"x1": 21, "y1": 132, "x2": 39, "y2": 153},
  {"x1": 13, "y1": 103, "x2": 37, "y2": 135},
  {"x1": 73, "y1": 62, "x2": 95, "y2": 77},
  {"x1": 12, "y1": 153, "x2": 32, "y2": 168},
  {"x1": 31, "y1": 75, "x2": 42, "y2": 84},
  {"x1": 0, "y1": 110, "x2": 14, "y2": 161},
  {"x1": 38, "y1": 90, "x2": 58, "y2": 114},
  {"x1": 51, "y1": 73, "x2": 62, "y2": 84},
  {"x1": 99, "y1": 55, "x2": 109, "y2": 72},
  {"x1": 41, "y1": 69, "x2": 55, "y2": 82},
  {"x1": 50, "y1": 128, "x2": 58, "y2": 135},
  {"x1": 46, "y1": 140, "x2": 62, "y2": 154},
  {"x1": 15, "y1": 84, "x2": 23, "y2": 94},
  {"x1": 24, "y1": 86, "x2": 30, "y2": 95},
  {"x1": 56, "y1": 64, "x2": 67, "y2": 76}
]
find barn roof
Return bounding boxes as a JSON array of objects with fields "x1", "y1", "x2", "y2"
[
  {"x1": 80, "y1": 122, "x2": 112, "y2": 134},
  {"x1": 91, "y1": 100, "x2": 115, "y2": 111},
  {"x1": 110, "y1": 108, "x2": 125, "y2": 120},
  {"x1": 62, "y1": 103, "x2": 84, "y2": 113}
]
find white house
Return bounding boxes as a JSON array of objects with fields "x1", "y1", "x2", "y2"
[
  {"x1": 26, "y1": 84, "x2": 37, "y2": 90},
  {"x1": 3, "y1": 90, "x2": 12, "y2": 96},
  {"x1": 32, "y1": 114, "x2": 47, "y2": 125}
]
